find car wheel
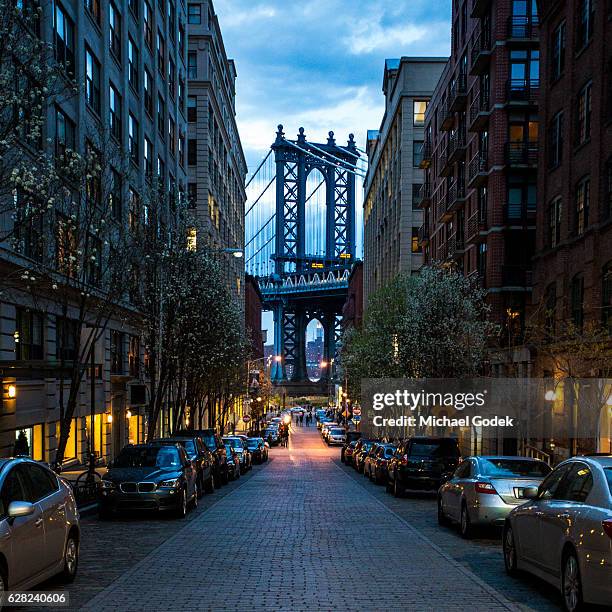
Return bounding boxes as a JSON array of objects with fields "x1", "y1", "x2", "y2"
[
  {"x1": 460, "y1": 503, "x2": 473, "y2": 539},
  {"x1": 503, "y1": 524, "x2": 518, "y2": 576},
  {"x1": 205, "y1": 474, "x2": 215, "y2": 494},
  {"x1": 60, "y1": 533, "x2": 79, "y2": 582},
  {"x1": 437, "y1": 497, "x2": 450, "y2": 526},
  {"x1": 562, "y1": 550, "x2": 584, "y2": 612},
  {"x1": 393, "y1": 477, "x2": 403, "y2": 498},
  {"x1": 174, "y1": 488, "x2": 187, "y2": 519}
]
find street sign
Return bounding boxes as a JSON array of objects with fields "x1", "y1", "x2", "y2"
[
  {"x1": 352, "y1": 415, "x2": 361, "y2": 423},
  {"x1": 242, "y1": 415, "x2": 251, "y2": 423},
  {"x1": 352, "y1": 407, "x2": 361, "y2": 416},
  {"x1": 342, "y1": 410, "x2": 349, "y2": 418}
]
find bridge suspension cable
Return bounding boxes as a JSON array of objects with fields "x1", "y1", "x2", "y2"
[
  {"x1": 245, "y1": 150, "x2": 272, "y2": 189},
  {"x1": 284, "y1": 140, "x2": 367, "y2": 179}
]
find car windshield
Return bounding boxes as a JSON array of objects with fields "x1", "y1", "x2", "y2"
[
  {"x1": 604, "y1": 468, "x2": 612, "y2": 495},
  {"x1": 225, "y1": 438, "x2": 242, "y2": 450},
  {"x1": 225, "y1": 447, "x2": 233, "y2": 458},
  {"x1": 480, "y1": 459, "x2": 551, "y2": 478},
  {"x1": 409, "y1": 440, "x2": 460, "y2": 458},
  {"x1": 247, "y1": 440, "x2": 260, "y2": 449},
  {"x1": 330, "y1": 429, "x2": 344, "y2": 435},
  {"x1": 202, "y1": 435, "x2": 216, "y2": 450},
  {"x1": 113, "y1": 446, "x2": 181, "y2": 468}
]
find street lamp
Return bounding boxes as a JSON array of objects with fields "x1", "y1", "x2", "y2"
[
  {"x1": 544, "y1": 390, "x2": 556, "y2": 402},
  {"x1": 274, "y1": 355, "x2": 282, "y2": 362},
  {"x1": 7, "y1": 385, "x2": 16, "y2": 399}
]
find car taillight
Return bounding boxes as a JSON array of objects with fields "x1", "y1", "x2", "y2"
[
  {"x1": 603, "y1": 520, "x2": 612, "y2": 539},
  {"x1": 475, "y1": 481, "x2": 498, "y2": 495},
  {"x1": 401, "y1": 454, "x2": 408, "y2": 465}
]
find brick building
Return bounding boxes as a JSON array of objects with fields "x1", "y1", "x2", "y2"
[
  {"x1": 363, "y1": 57, "x2": 446, "y2": 307},
  {"x1": 342, "y1": 261, "x2": 364, "y2": 330},
  {"x1": 420, "y1": 0, "x2": 540, "y2": 360},
  {"x1": 245, "y1": 274, "x2": 264, "y2": 361}
]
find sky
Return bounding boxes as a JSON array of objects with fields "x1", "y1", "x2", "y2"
[{"x1": 213, "y1": 0, "x2": 452, "y2": 340}]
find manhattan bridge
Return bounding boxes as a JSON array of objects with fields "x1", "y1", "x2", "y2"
[{"x1": 245, "y1": 125, "x2": 367, "y2": 393}]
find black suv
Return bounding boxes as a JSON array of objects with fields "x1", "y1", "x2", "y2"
[
  {"x1": 176, "y1": 429, "x2": 229, "y2": 485},
  {"x1": 341, "y1": 431, "x2": 362, "y2": 463},
  {"x1": 386, "y1": 437, "x2": 461, "y2": 497}
]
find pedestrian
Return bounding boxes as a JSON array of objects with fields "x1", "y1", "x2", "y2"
[{"x1": 300, "y1": 413, "x2": 304, "y2": 426}]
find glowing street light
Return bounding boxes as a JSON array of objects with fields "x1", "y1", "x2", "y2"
[
  {"x1": 7, "y1": 385, "x2": 16, "y2": 399},
  {"x1": 544, "y1": 390, "x2": 556, "y2": 402}
]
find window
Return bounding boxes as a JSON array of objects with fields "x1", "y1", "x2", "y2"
[
  {"x1": 507, "y1": 175, "x2": 536, "y2": 219},
  {"x1": 54, "y1": 2, "x2": 75, "y2": 77},
  {"x1": 109, "y1": 1, "x2": 122, "y2": 62},
  {"x1": 413, "y1": 100, "x2": 427, "y2": 126},
  {"x1": 187, "y1": 96, "x2": 197, "y2": 122},
  {"x1": 144, "y1": 137, "x2": 153, "y2": 177},
  {"x1": 169, "y1": 58, "x2": 176, "y2": 98},
  {"x1": 187, "y1": 52, "x2": 197, "y2": 79},
  {"x1": 188, "y1": 3, "x2": 201, "y2": 23},
  {"x1": 109, "y1": 167, "x2": 122, "y2": 220},
  {"x1": 144, "y1": 68, "x2": 153, "y2": 116},
  {"x1": 24, "y1": 464, "x2": 59, "y2": 501},
  {"x1": 168, "y1": 0, "x2": 176, "y2": 37},
  {"x1": 178, "y1": 75, "x2": 185, "y2": 110},
  {"x1": 547, "y1": 197, "x2": 562, "y2": 248},
  {"x1": 109, "y1": 82, "x2": 122, "y2": 140},
  {"x1": 128, "y1": 37, "x2": 139, "y2": 89},
  {"x1": 55, "y1": 106, "x2": 75, "y2": 159},
  {"x1": 188, "y1": 138, "x2": 197, "y2": 165},
  {"x1": 143, "y1": 0, "x2": 153, "y2": 48},
  {"x1": 548, "y1": 111, "x2": 563, "y2": 168},
  {"x1": 411, "y1": 227, "x2": 420, "y2": 253},
  {"x1": 602, "y1": 261, "x2": 612, "y2": 333},
  {"x1": 157, "y1": 94, "x2": 166, "y2": 137},
  {"x1": 85, "y1": 140, "x2": 101, "y2": 206},
  {"x1": 413, "y1": 140, "x2": 423, "y2": 167},
  {"x1": 576, "y1": 0, "x2": 594, "y2": 51},
  {"x1": 178, "y1": 132, "x2": 185, "y2": 167},
  {"x1": 575, "y1": 176, "x2": 590, "y2": 235},
  {"x1": 128, "y1": 114, "x2": 139, "y2": 163},
  {"x1": 13, "y1": 190, "x2": 43, "y2": 262},
  {"x1": 178, "y1": 22, "x2": 185, "y2": 57},
  {"x1": 56, "y1": 317, "x2": 78, "y2": 362},
  {"x1": 188, "y1": 182, "x2": 197, "y2": 208},
  {"x1": 128, "y1": 188, "x2": 140, "y2": 230},
  {"x1": 110, "y1": 330, "x2": 124, "y2": 374},
  {"x1": 551, "y1": 21, "x2": 565, "y2": 81},
  {"x1": 128, "y1": 336, "x2": 140, "y2": 377},
  {"x1": 157, "y1": 156, "x2": 165, "y2": 183},
  {"x1": 0, "y1": 468, "x2": 29, "y2": 517},
  {"x1": 56, "y1": 214, "x2": 77, "y2": 277},
  {"x1": 570, "y1": 274, "x2": 584, "y2": 330},
  {"x1": 169, "y1": 116, "x2": 176, "y2": 154},
  {"x1": 85, "y1": 48, "x2": 101, "y2": 114},
  {"x1": 544, "y1": 282, "x2": 556, "y2": 332},
  {"x1": 477, "y1": 243, "x2": 487, "y2": 274},
  {"x1": 129, "y1": 0, "x2": 138, "y2": 18},
  {"x1": 157, "y1": 30, "x2": 165, "y2": 75},
  {"x1": 85, "y1": 0, "x2": 101, "y2": 24},
  {"x1": 412, "y1": 183, "x2": 422, "y2": 208},
  {"x1": 576, "y1": 82, "x2": 592, "y2": 145},
  {"x1": 15, "y1": 308, "x2": 44, "y2": 360}
]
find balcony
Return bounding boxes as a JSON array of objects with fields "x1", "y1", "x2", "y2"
[
  {"x1": 419, "y1": 182, "x2": 432, "y2": 206},
  {"x1": 466, "y1": 209, "x2": 487, "y2": 243},
  {"x1": 507, "y1": 16, "x2": 539, "y2": 42},
  {"x1": 502, "y1": 265, "x2": 533, "y2": 288},
  {"x1": 505, "y1": 140, "x2": 538, "y2": 166},
  {"x1": 467, "y1": 269, "x2": 485, "y2": 287},
  {"x1": 506, "y1": 79, "x2": 539, "y2": 105},
  {"x1": 447, "y1": 129, "x2": 467, "y2": 164},
  {"x1": 447, "y1": 180, "x2": 467, "y2": 212},
  {"x1": 448, "y1": 73, "x2": 468, "y2": 112},
  {"x1": 418, "y1": 224, "x2": 430, "y2": 245},
  {"x1": 468, "y1": 152, "x2": 488, "y2": 187},
  {"x1": 439, "y1": 148, "x2": 452, "y2": 177},
  {"x1": 470, "y1": 29, "x2": 492, "y2": 75},
  {"x1": 468, "y1": 90, "x2": 490, "y2": 131},
  {"x1": 419, "y1": 140, "x2": 432, "y2": 169},
  {"x1": 446, "y1": 232, "x2": 465, "y2": 260},
  {"x1": 440, "y1": 102, "x2": 454, "y2": 131},
  {"x1": 471, "y1": 0, "x2": 490, "y2": 18}
]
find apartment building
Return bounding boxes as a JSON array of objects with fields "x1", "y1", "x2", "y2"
[
  {"x1": 420, "y1": 0, "x2": 540, "y2": 358},
  {"x1": 363, "y1": 57, "x2": 446, "y2": 306},
  {"x1": 0, "y1": 0, "x2": 187, "y2": 462},
  {"x1": 186, "y1": 0, "x2": 246, "y2": 302}
]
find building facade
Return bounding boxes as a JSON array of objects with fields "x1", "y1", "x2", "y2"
[
  {"x1": 363, "y1": 58, "x2": 447, "y2": 307},
  {"x1": 245, "y1": 274, "x2": 264, "y2": 361},
  {"x1": 186, "y1": 0, "x2": 246, "y2": 303},
  {"x1": 420, "y1": 0, "x2": 540, "y2": 361},
  {"x1": 342, "y1": 261, "x2": 364, "y2": 330},
  {"x1": 0, "y1": 0, "x2": 188, "y2": 462}
]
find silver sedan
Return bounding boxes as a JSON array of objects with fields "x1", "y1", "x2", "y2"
[
  {"x1": 503, "y1": 455, "x2": 612, "y2": 612},
  {"x1": 438, "y1": 456, "x2": 551, "y2": 538}
]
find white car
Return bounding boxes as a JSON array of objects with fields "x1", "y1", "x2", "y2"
[
  {"x1": 321, "y1": 422, "x2": 338, "y2": 440},
  {"x1": 327, "y1": 427, "x2": 346, "y2": 446}
]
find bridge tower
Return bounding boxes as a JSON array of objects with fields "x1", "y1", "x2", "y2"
[{"x1": 264, "y1": 125, "x2": 358, "y2": 386}]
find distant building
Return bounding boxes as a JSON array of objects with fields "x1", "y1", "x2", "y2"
[
  {"x1": 342, "y1": 261, "x2": 364, "y2": 329},
  {"x1": 363, "y1": 57, "x2": 447, "y2": 307},
  {"x1": 245, "y1": 274, "x2": 264, "y2": 360},
  {"x1": 187, "y1": 0, "x2": 247, "y2": 303}
]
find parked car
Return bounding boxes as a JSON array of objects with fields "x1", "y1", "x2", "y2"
[
  {"x1": 154, "y1": 436, "x2": 216, "y2": 496},
  {"x1": 247, "y1": 437, "x2": 268, "y2": 464},
  {"x1": 387, "y1": 437, "x2": 461, "y2": 497},
  {"x1": 223, "y1": 437, "x2": 252, "y2": 473},
  {"x1": 327, "y1": 427, "x2": 346, "y2": 446},
  {"x1": 354, "y1": 439, "x2": 377, "y2": 473},
  {"x1": 343, "y1": 441, "x2": 358, "y2": 465},
  {"x1": 0, "y1": 457, "x2": 80, "y2": 591},
  {"x1": 503, "y1": 455, "x2": 612, "y2": 612},
  {"x1": 341, "y1": 431, "x2": 362, "y2": 462},
  {"x1": 176, "y1": 428, "x2": 229, "y2": 485},
  {"x1": 373, "y1": 444, "x2": 397, "y2": 485},
  {"x1": 363, "y1": 443, "x2": 384, "y2": 479},
  {"x1": 224, "y1": 445, "x2": 241, "y2": 480},
  {"x1": 264, "y1": 427, "x2": 279, "y2": 446},
  {"x1": 98, "y1": 443, "x2": 198, "y2": 518},
  {"x1": 438, "y1": 456, "x2": 551, "y2": 538},
  {"x1": 321, "y1": 422, "x2": 338, "y2": 440}
]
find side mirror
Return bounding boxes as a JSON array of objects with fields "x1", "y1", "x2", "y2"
[
  {"x1": 8, "y1": 501, "x2": 35, "y2": 519},
  {"x1": 522, "y1": 486, "x2": 539, "y2": 499}
]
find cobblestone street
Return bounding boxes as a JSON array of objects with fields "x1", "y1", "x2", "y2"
[{"x1": 25, "y1": 425, "x2": 568, "y2": 612}]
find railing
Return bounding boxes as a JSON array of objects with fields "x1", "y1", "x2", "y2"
[
  {"x1": 448, "y1": 73, "x2": 468, "y2": 111},
  {"x1": 470, "y1": 28, "x2": 491, "y2": 69},
  {"x1": 506, "y1": 79, "x2": 539, "y2": 103},
  {"x1": 466, "y1": 208, "x2": 486, "y2": 241},
  {"x1": 418, "y1": 225, "x2": 429, "y2": 244},
  {"x1": 448, "y1": 180, "x2": 466, "y2": 209},
  {"x1": 446, "y1": 233, "x2": 465, "y2": 259},
  {"x1": 468, "y1": 152, "x2": 488, "y2": 184},
  {"x1": 471, "y1": 0, "x2": 490, "y2": 18},
  {"x1": 447, "y1": 129, "x2": 467, "y2": 161},
  {"x1": 440, "y1": 101, "x2": 454, "y2": 130},
  {"x1": 469, "y1": 89, "x2": 490, "y2": 128},
  {"x1": 507, "y1": 16, "x2": 539, "y2": 39},
  {"x1": 523, "y1": 444, "x2": 552, "y2": 465},
  {"x1": 505, "y1": 141, "x2": 538, "y2": 165},
  {"x1": 502, "y1": 265, "x2": 533, "y2": 287},
  {"x1": 419, "y1": 181, "x2": 432, "y2": 203},
  {"x1": 419, "y1": 140, "x2": 432, "y2": 168}
]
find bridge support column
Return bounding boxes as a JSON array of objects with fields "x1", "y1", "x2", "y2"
[
  {"x1": 271, "y1": 302, "x2": 285, "y2": 382},
  {"x1": 320, "y1": 311, "x2": 336, "y2": 384},
  {"x1": 291, "y1": 308, "x2": 308, "y2": 383}
]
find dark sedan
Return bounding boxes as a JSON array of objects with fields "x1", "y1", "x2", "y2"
[
  {"x1": 98, "y1": 443, "x2": 198, "y2": 519},
  {"x1": 224, "y1": 445, "x2": 241, "y2": 480},
  {"x1": 223, "y1": 437, "x2": 252, "y2": 473},
  {"x1": 353, "y1": 439, "x2": 377, "y2": 473},
  {"x1": 247, "y1": 437, "x2": 268, "y2": 464},
  {"x1": 176, "y1": 428, "x2": 229, "y2": 485},
  {"x1": 372, "y1": 444, "x2": 397, "y2": 485},
  {"x1": 341, "y1": 431, "x2": 362, "y2": 462},
  {"x1": 154, "y1": 436, "x2": 215, "y2": 496},
  {"x1": 343, "y1": 440, "x2": 358, "y2": 465}
]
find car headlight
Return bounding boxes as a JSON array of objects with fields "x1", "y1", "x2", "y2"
[
  {"x1": 158, "y1": 478, "x2": 181, "y2": 489},
  {"x1": 100, "y1": 479, "x2": 116, "y2": 490}
]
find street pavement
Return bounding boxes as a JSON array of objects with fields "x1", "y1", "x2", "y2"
[{"x1": 73, "y1": 426, "x2": 537, "y2": 611}]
